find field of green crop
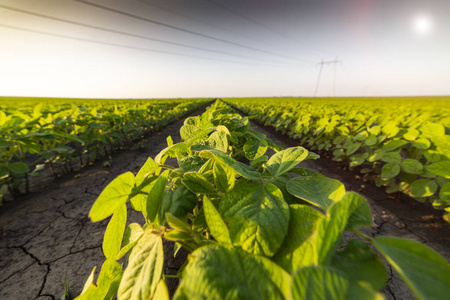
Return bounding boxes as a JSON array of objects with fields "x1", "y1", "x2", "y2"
[
  {"x1": 0, "y1": 97, "x2": 210, "y2": 201},
  {"x1": 77, "y1": 100, "x2": 450, "y2": 300},
  {"x1": 225, "y1": 96, "x2": 450, "y2": 221}
]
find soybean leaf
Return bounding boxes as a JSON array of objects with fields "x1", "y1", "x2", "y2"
[
  {"x1": 117, "y1": 223, "x2": 144, "y2": 260},
  {"x1": 155, "y1": 143, "x2": 188, "y2": 164},
  {"x1": 290, "y1": 265, "x2": 383, "y2": 300},
  {"x1": 89, "y1": 172, "x2": 135, "y2": 222},
  {"x1": 344, "y1": 192, "x2": 373, "y2": 230},
  {"x1": 146, "y1": 170, "x2": 170, "y2": 224},
  {"x1": 200, "y1": 149, "x2": 261, "y2": 180},
  {"x1": 244, "y1": 139, "x2": 268, "y2": 160},
  {"x1": 153, "y1": 280, "x2": 170, "y2": 300},
  {"x1": 292, "y1": 192, "x2": 370, "y2": 267},
  {"x1": 7, "y1": 162, "x2": 29, "y2": 174},
  {"x1": 380, "y1": 163, "x2": 400, "y2": 180},
  {"x1": 373, "y1": 236, "x2": 450, "y2": 300},
  {"x1": 203, "y1": 196, "x2": 231, "y2": 245},
  {"x1": 182, "y1": 245, "x2": 287, "y2": 300},
  {"x1": 291, "y1": 266, "x2": 349, "y2": 300},
  {"x1": 410, "y1": 179, "x2": 438, "y2": 197},
  {"x1": 213, "y1": 162, "x2": 235, "y2": 193},
  {"x1": 220, "y1": 183, "x2": 289, "y2": 257},
  {"x1": 159, "y1": 187, "x2": 198, "y2": 225},
  {"x1": 266, "y1": 146, "x2": 309, "y2": 177},
  {"x1": 428, "y1": 160, "x2": 450, "y2": 179},
  {"x1": 332, "y1": 239, "x2": 387, "y2": 291},
  {"x1": 249, "y1": 155, "x2": 269, "y2": 169},
  {"x1": 117, "y1": 233, "x2": 164, "y2": 300},
  {"x1": 178, "y1": 156, "x2": 208, "y2": 172},
  {"x1": 400, "y1": 159, "x2": 423, "y2": 174},
  {"x1": 273, "y1": 205, "x2": 324, "y2": 273},
  {"x1": 286, "y1": 175, "x2": 345, "y2": 210},
  {"x1": 76, "y1": 260, "x2": 123, "y2": 300},
  {"x1": 135, "y1": 158, "x2": 159, "y2": 186},
  {"x1": 103, "y1": 204, "x2": 127, "y2": 260},
  {"x1": 182, "y1": 172, "x2": 215, "y2": 194}
]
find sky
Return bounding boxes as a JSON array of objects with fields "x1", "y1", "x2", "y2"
[{"x1": 0, "y1": 0, "x2": 449, "y2": 98}]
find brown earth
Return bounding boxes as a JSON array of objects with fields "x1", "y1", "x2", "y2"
[{"x1": 1, "y1": 106, "x2": 449, "y2": 300}]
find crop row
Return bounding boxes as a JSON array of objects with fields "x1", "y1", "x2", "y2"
[
  {"x1": 76, "y1": 100, "x2": 450, "y2": 300},
  {"x1": 0, "y1": 98, "x2": 211, "y2": 200},
  {"x1": 225, "y1": 97, "x2": 450, "y2": 221}
]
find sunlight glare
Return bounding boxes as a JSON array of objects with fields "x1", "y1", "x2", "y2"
[{"x1": 413, "y1": 15, "x2": 433, "y2": 35}]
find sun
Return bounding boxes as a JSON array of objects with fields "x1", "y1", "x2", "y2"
[{"x1": 412, "y1": 15, "x2": 433, "y2": 35}]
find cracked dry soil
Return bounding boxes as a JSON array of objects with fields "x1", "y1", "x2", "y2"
[{"x1": 1, "y1": 109, "x2": 450, "y2": 300}]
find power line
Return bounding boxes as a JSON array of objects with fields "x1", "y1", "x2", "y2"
[
  {"x1": 0, "y1": 23, "x2": 295, "y2": 68},
  {"x1": 0, "y1": 5, "x2": 305, "y2": 66},
  {"x1": 136, "y1": 0, "x2": 267, "y2": 47},
  {"x1": 203, "y1": 0, "x2": 321, "y2": 55},
  {"x1": 72, "y1": 0, "x2": 308, "y2": 62}
]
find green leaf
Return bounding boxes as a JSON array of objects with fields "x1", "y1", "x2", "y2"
[
  {"x1": 182, "y1": 172, "x2": 215, "y2": 194},
  {"x1": 380, "y1": 163, "x2": 400, "y2": 180},
  {"x1": 153, "y1": 280, "x2": 169, "y2": 300},
  {"x1": 89, "y1": 172, "x2": 135, "y2": 222},
  {"x1": 103, "y1": 204, "x2": 127, "y2": 260},
  {"x1": 135, "y1": 158, "x2": 159, "y2": 186},
  {"x1": 403, "y1": 128, "x2": 420, "y2": 141},
  {"x1": 206, "y1": 128, "x2": 228, "y2": 152},
  {"x1": 345, "y1": 142, "x2": 361, "y2": 155},
  {"x1": 146, "y1": 170, "x2": 169, "y2": 224},
  {"x1": 155, "y1": 143, "x2": 188, "y2": 164},
  {"x1": 382, "y1": 140, "x2": 407, "y2": 152},
  {"x1": 343, "y1": 192, "x2": 372, "y2": 230},
  {"x1": 244, "y1": 139, "x2": 268, "y2": 160},
  {"x1": 373, "y1": 236, "x2": 450, "y2": 300},
  {"x1": 266, "y1": 146, "x2": 309, "y2": 177},
  {"x1": 365, "y1": 135, "x2": 378, "y2": 146},
  {"x1": 440, "y1": 182, "x2": 450, "y2": 201},
  {"x1": 286, "y1": 176, "x2": 345, "y2": 210},
  {"x1": 180, "y1": 125, "x2": 213, "y2": 145},
  {"x1": 273, "y1": 205, "x2": 324, "y2": 273},
  {"x1": 159, "y1": 187, "x2": 198, "y2": 225},
  {"x1": 400, "y1": 159, "x2": 423, "y2": 174},
  {"x1": 213, "y1": 162, "x2": 235, "y2": 193},
  {"x1": 428, "y1": 160, "x2": 450, "y2": 179},
  {"x1": 381, "y1": 152, "x2": 401, "y2": 164},
  {"x1": 183, "y1": 245, "x2": 288, "y2": 300},
  {"x1": 76, "y1": 260, "x2": 123, "y2": 300},
  {"x1": 117, "y1": 223, "x2": 144, "y2": 260},
  {"x1": 332, "y1": 239, "x2": 387, "y2": 291},
  {"x1": 412, "y1": 138, "x2": 431, "y2": 149},
  {"x1": 410, "y1": 179, "x2": 438, "y2": 198},
  {"x1": 420, "y1": 122, "x2": 445, "y2": 138},
  {"x1": 220, "y1": 183, "x2": 289, "y2": 257},
  {"x1": 178, "y1": 156, "x2": 208, "y2": 172},
  {"x1": 203, "y1": 196, "x2": 231, "y2": 245},
  {"x1": 200, "y1": 149, "x2": 260, "y2": 180},
  {"x1": 117, "y1": 233, "x2": 164, "y2": 300},
  {"x1": 7, "y1": 162, "x2": 29, "y2": 174},
  {"x1": 249, "y1": 155, "x2": 269, "y2": 168},
  {"x1": 290, "y1": 192, "x2": 371, "y2": 267},
  {"x1": 0, "y1": 140, "x2": 14, "y2": 148},
  {"x1": 291, "y1": 266, "x2": 349, "y2": 300}
]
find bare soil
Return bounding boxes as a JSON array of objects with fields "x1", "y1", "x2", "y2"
[{"x1": 1, "y1": 107, "x2": 449, "y2": 300}]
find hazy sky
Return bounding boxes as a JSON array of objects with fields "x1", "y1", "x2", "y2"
[{"x1": 0, "y1": 0, "x2": 449, "y2": 98}]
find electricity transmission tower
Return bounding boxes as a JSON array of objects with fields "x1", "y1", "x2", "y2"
[{"x1": 314, "y1": 57, "x2": 342, "y2": 97}]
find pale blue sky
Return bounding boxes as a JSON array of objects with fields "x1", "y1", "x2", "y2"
[{"x1": 0, "y1": 0, "x2": 449, "y2": 98}]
